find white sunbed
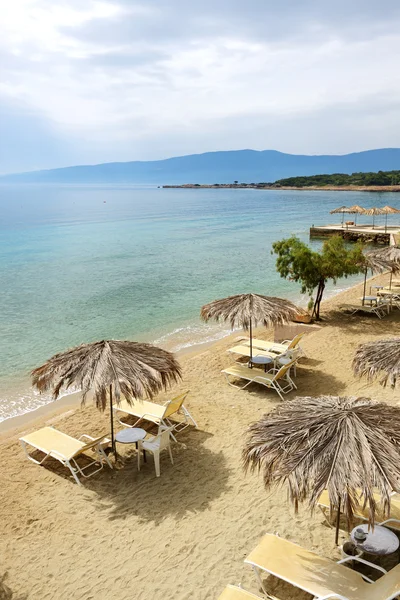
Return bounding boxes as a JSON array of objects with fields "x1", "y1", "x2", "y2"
[
  {"x1": 221, "y1": 361, "x2": 297, "y2": 400},
  {"x1": 339, "y1": 302, "x2": 390, "y2": 319},
  {"x1": 245, "y1": 533, "x2": 400, "y2": 600},
  {"x1": 20, "y1": 426, "x2": 112, "y2": 485}
]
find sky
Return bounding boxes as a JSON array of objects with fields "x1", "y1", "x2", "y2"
[{"x1": 1, "y1": 0, "x2": 400, "y2": 173}]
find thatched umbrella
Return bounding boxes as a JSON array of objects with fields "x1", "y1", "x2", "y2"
[
  {"x1": 200, "y1": 293, "x2": 301, "y2": 360},
  {"x1": 366, "y1": 245, "x2": 400, "y2": 289},
  {"x1": 360, "y1": 249, "x2": 397, "y2": 305},
  {"x1": 348, "y1": 204, "x2": 365, "y2": 226},
  {"x1": 363, "y1": 207, "x2": 385, "y2": 229},
  {"x1": 381, "y1": 205, "x2": 400, "y2": 233},
  {"x1": 32, "y1": 340, "x2": 182, "y2": 455},
  {"x1": 243, "y1": 395, "x2": 400, "y2": 544},
  {"x1": 353, "y1": 338, "x2": 400, "y2": 388},
  {"x1": 330, "y1": 206, "x2": 350, "y2": 227}
]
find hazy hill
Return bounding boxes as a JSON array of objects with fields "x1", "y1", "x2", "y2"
[{"x1": 2, "y1": 148, "x2": 400, "y2": 184}]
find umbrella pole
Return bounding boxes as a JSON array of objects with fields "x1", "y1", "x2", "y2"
[
  {"x1": 110, "y1": 384, "x2": 116, "y2": 456},
  {"x1": 249, "y1": 317, "x2": 253, "y2": 362},
  {"x1": 385, "y1": 213, "x2": 388, "y2": 234},
  {"x1": 362, "y1": 268, "x2": 367, "y2": 306},
  {"x1": 390, "y1": 270, "x2": 393, "y2": 290},
  {"x1": 335, "y1": 498, "x2": 341, "y2": 545}
]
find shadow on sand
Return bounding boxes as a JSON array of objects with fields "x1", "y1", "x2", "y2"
[{"x1": 85, "y1": 428, "x2": 232, "y2": 524}]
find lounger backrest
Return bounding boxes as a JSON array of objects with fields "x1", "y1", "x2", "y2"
[
  {"x1": 287, "y1": 332, "x2": 304, "y2": 350},
  {"x1": 163, "y1": 391, "x2": 189, "y2": 418},
  {"x1": 274, "y1": 360, "x2": 296, "y2": 381},
  {"x1": 370, "y1": 564, "x2": 400, "y2": 599},
  {"x1": 77, "y1": 435, "x2": 107, "y2": 456}
]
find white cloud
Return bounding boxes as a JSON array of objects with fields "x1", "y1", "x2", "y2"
[{"x1": 1, "y1": 0, "x2": 400, "y2": 171}]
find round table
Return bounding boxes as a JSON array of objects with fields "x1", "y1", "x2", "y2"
[
  {"x1": 115, "y1": 428, "x2": 147, "y2": 462},
  {"x1": 249, "y1": 355, "x2": 273, "y2": 372},
  {"x1": 351, "y1": 524, "x2": 399, "y2": 556},
  {"x1": 359, "y1": 295, "x2": 378, "y2": 306}
]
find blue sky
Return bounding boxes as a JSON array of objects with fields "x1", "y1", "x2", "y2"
[{"x1": 1, "y1": 0, "x2": 400, "y2": 173}]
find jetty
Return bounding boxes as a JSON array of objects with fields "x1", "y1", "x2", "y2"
[{"x1": 309, "y1": 224, "x2": 400, "y2": 245}]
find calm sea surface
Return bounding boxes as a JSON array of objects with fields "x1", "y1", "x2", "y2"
[{"x1": 0, "y1": 185, "x2": 395, "y2": 422}]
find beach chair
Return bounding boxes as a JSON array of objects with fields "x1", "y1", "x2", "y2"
[
  {"x1": 243, "y1": 333, "x2": 305, "y2": 356},
  {"x1": 221, "y1": 361, "x2": 297, "y2": 400},
  {"x1": 317, "y1": 489, "x2": 400, "y2": 532},
  {"x1": 137, "y1": 426, "x2": 174, "y2": 477},
  {"x1": 339, "y1": 303, "x2": 389, "y2": 319},
  {"x1": 228, "y1": 345, "x2": 279, "y2": 360},
  {"x1": 19, "y1": 426, "x2": 112, "y2": 486},
  {"x1": 115, "y1": 391, "x2": 196, "y2": 439},
  {"x1": 217, "y1": 585, "x2": 265, "y2": 600},
  {"x1": 245, "y1": 533, "x2": 400, "y2": 600}
]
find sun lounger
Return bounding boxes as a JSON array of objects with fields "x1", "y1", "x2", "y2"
[
  {"x1": 217, "y1": 585, "x2": 264, "y2": 600},
  {"x1": 20, "y1": 426, "x2": 112, "y2": 485},
  {"x1": 221, "y1": 361, "x2": 297, "y2": 400},
  {"x1": 242, "y1": 332, "x2": 305, "y2": 356},
  {"x1": 339, "y1": 303, "x2": 389, "y2": 319},
  {"x1": 114, "y1": 391, "x2": 197, "y2": 439},
  {"x1": 318, "y1": 489, "x2": 400, "y2": 532},
  {"x1": 228, "y1": 345, "x2": 280, "y2": 360},
  {"x1": 245, "y1": 533, "x2": 400, "y2": 600}
]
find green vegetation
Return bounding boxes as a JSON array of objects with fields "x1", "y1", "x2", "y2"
[
  {"x1": 274, "y1": 170, "x2": 400, "y2": 188},
  {"x1": 272, "y1": 236, "x2": 364, "y2": 320}
]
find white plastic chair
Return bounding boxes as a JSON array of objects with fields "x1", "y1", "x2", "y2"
[{"x1": 137, "y1": 427, "x2": 174, "y2": 477}]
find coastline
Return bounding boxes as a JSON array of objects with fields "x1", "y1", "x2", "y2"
[
  {"x1": 163, "y1": 184, "x2": 400, "y2": 192},
  {"x1": 0, "y1": 271, "x2": 380, "y2": 438}
]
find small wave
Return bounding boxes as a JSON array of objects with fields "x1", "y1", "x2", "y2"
[{"x1": 153, "y1": 322, "x2": 236, "y2": 353}]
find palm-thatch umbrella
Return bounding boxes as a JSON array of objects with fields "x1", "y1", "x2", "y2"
[
  {"x1": 353, "y1": 338, "x2": 400, "y2": 388},
  {"x1": 363, "y1": 207, "x2": 385, "y2": 229},
  {"x1": 348, "y1": 204, "x2": 365, "y2": 226},
  {"x1": 381, "y1": 205, "x2": 400, "y2": 233},
  {"x1": 200, "y1": 293, "x2": 301, "y2": 360},
  {"x1": 360, "y1": 250, "x2": 397, "y2": 305},
  {"x1": 330, "y1": 206, "x2": 350, "y2": 227},
  {"x1": 365, "y1": 245, "x2": 400, "y2": 289},
  {"x1": 243, "y1": 395, "x2": 400, "y2": 544},
  {"x1": 32, "y1": 340, "x2": 182, "y2": 455}
]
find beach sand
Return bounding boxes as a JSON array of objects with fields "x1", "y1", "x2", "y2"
[{"x1": 1, "y1": 273, "x2": 400, "y2": 600}]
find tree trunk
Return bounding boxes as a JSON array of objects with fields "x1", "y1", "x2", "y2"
[{"x1": 312, "y1": 279, "x2": 326, "y2": 320}]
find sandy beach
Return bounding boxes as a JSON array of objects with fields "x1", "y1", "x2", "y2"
[{"x1": 1, "y1": 273, "x2": 400, "y2": 600}]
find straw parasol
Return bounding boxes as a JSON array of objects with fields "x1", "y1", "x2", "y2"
[
  {"x1": 32, "y1": 340, "x2": 182, "y2": 455},
  {"x1": 243, "y1": 395, "x2": 400, "y2": 544},
  {"x1": 365, "y1": 245, "x2": 400, "y2": 289},
  {"x1": 381, "y1": 205, "x2": 400, "y2": 233},
  {"x1": 353, "y1": 337, "x2": 400, "y2": 388},
  {"x1": 360, "y1": 249, "x2": 397, "y2": 305},
  {"x1": 330, "y1": 206, "x2": 351, "y2": 227},
  {"x1": 363, "y1": 207, "x2": 385, "y2": 229},
  {"x1": 200, "y1": 293, "x2": 301, "y2": 360},
  {"x1": 348, "y1": 205, "x2": 365, "y2": 226}
]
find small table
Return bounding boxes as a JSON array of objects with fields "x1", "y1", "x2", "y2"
[
  {"x1": 249, "y1": 355, "x2": 273, "y2": 372},
  {"x1": 371, "y1": 285, "x2": 384, "y2": 294},
  {"x1": 115, "y1": 428, "x2": 147, "y2": 462},
  {"x1": 360, "y1": 295, "x2": 378, "y2": 306},
  {"x1": 351, "y1": 524, "x2": 399, "y2": 556}
]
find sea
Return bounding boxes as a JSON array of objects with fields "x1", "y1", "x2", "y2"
[{"x1": 0, "y1": 185, "x2": 395, "y2": 423}]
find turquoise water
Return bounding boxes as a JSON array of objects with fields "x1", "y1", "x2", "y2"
[{"x1": 0, "y1": 185, "x2": 394, "y2": 421}]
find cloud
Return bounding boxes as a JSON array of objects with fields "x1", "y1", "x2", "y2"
[{"x1": 1, "y1": 0, "x2": 400, "y2": 172}]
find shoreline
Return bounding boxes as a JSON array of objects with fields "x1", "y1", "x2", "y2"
[
  {"x1": 0, "y1": 271, "x2": 378, "y2": 438},
  {"x1": 163, "y1": 184, "x2": 400, "y2": 192}
]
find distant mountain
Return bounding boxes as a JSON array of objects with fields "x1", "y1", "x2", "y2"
[{"x1": 2, "y1": 148, "x2": 400, "y2": 184}]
